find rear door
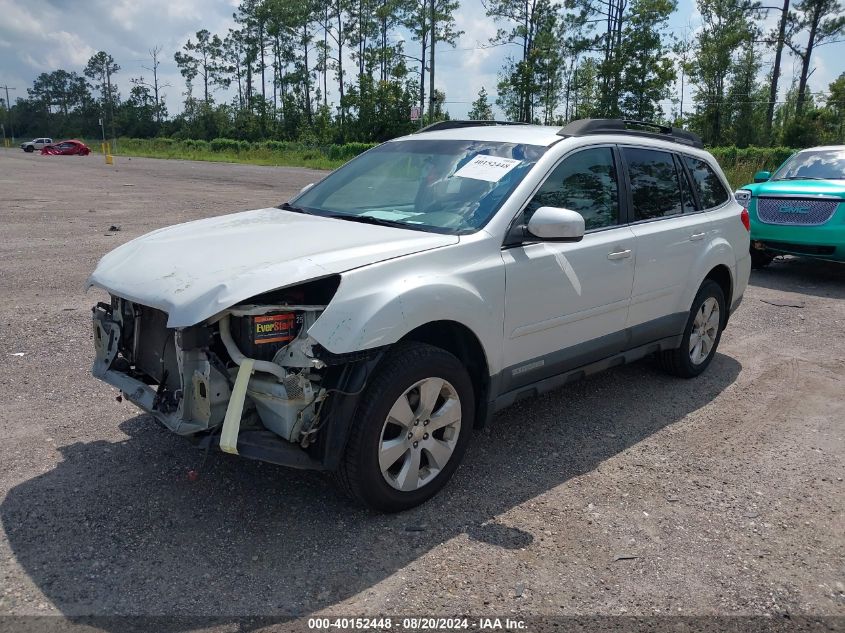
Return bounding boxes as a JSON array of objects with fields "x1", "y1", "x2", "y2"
[
  {"x1": 622, "y1": 146, "x2": 712, "y2": 334},
  {"x1": 500, "y1": 145, "x2": 636, "y2": 392}
]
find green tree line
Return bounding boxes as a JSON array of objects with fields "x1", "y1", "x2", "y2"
[{"x1": 1, "y1": 0, "x2": 843, "y2": 147}]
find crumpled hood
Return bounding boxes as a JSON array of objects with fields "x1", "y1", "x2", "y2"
[{"x1": 87, "y1": 207, "x2": 458, "y2": 327}]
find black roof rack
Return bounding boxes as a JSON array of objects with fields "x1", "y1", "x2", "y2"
[
  {"x1": 416, "y1": 120, "x2": 529, "y2": 133},
  {"x1": 558, "y1": 118, "x2": 704, "y2": 149}
]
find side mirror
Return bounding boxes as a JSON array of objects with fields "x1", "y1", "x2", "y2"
[
  {"x1": 753, "y1": 171, "x2": 771, "y2": 183},
  {"x1": 526, "y1": 206, "x2": 585, "y2": 242},
  {"x1": 299, "y1": 183, "x2": 314, "y2": 194}
]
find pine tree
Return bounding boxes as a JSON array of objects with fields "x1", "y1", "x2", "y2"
[{"x1": 467, "y1": 87, "x2": 494, "y2": 119}]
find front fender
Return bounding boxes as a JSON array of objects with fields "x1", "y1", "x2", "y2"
[{"x1": 307, "y1": 237, "x2": 506, "y2": 375}]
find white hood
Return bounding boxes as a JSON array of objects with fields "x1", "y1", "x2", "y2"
[{"x1": 87, "y1": 207, "x2": 458, "y2": 327}]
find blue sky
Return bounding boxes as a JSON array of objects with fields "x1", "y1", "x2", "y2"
[{"x1": 0, "y1": 0, "x2": 842, "y2": 122}]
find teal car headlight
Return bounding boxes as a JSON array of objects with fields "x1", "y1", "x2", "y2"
[{"x1": 734, "y1": 189, "x2": 752, "y2": 209}]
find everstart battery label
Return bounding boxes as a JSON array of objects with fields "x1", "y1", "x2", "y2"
[{"x1": 253, "y1": 312, "x2": 300, "y2": 345}]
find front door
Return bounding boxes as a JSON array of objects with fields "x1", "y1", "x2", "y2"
[{"x1": 501, "y1": 146, "x2": 636, "y2": 393}]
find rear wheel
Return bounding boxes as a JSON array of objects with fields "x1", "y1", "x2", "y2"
[
  {"x1": 659, "y1": 280, "x2": 726, "y2": 378},
  {"x1": 335, "y1": 342, "x2": 474, "y2": 512}
]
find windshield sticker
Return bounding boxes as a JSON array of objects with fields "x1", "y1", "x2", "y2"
[{"x1": 453, "y1": 155, "x2": 522, "y2": 182}]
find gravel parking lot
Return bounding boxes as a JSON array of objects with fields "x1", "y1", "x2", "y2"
[{"x1": 1, "y1": 149, "x2": 843, "y2": 627}]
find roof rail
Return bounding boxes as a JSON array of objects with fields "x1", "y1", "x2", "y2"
[
  {"x1": 557, "y1": 118, "x2": 704, "y2": 149},
  {"x1": 416, "y1": 120, "x2": 528, "y2": 133}
]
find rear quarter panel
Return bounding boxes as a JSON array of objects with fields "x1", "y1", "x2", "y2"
[{"x1": 701, "y1": 199, "x2": 750, "y2": 311}]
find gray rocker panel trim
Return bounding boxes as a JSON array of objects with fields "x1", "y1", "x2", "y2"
[{"x1": 490, "y1": 311, "x2": 688, "y2": 412}]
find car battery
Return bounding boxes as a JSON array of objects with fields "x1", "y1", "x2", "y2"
[{"x1": 230, "y1": 311, "x2": 304, "y2": 362}]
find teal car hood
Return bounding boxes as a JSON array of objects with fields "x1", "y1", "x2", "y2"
[{"x1": 741, "y1": 179, "x2": 845, "y2": 197}]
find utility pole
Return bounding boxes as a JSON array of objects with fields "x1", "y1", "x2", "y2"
[
  {"x1": 1, "y1": 85, "x2": 15, "y2": 142},
  {"x1": 428, "y1": 0, "x2": 436, "y2": 122}
]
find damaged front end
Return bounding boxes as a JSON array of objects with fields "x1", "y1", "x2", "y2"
[{"x1": 91, "y1": 277, "x2": 380, "y2": 470}]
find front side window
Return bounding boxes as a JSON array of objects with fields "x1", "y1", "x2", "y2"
[
  {"x1": 291, "y1": 139, "x2": 546, "y2": 234},
  {"x1": 771, "y1": 149, "x2": 845, "y2": 181},
  {"x1": 624, "y1": 147, "x2": 683, "y2": 220},
  {"x1": 684, "y1": 156, "x2": 730, "y2": 209},
  {"x1": 525, "y1": 147, "x2": 620, "y2": 230}
]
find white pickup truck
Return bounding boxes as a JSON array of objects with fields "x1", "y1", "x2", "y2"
[{"x1": 20, "y1": 138, "x2": 53, "y2": 152}]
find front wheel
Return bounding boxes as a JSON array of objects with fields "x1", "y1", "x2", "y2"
[
  {"x1": 24, "y1": 145, "x2": 34, "y2": 153},
  {"x1": 659, "y1": 280, "x2": 726, "y2": 378},
  {"x1": 335, "y1": 342, "x2": 474, "y2": 512}
]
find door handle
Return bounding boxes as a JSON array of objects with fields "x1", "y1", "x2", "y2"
[
  {"x1": 689, "y1": 232, "x2": 706, "y2": 241},
  {"x1": 607, "y1": 249, "x2": 632, "y2": 260}
]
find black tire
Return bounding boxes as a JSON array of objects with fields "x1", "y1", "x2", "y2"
[
  {"x1": 334, "y1": 342, "x2": 474, "y2": 512},
  {"x1": 24, "y1": 145, "x2": 34, "y2": 153},
  {"x1": 751, "y1": 248, "x2": 774, "y2": 269},
  {"x1": 659, "y1": 280, "x2": 726, "y2": 378}
]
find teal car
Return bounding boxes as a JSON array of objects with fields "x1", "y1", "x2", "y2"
[{"x1": 735, "y1": 145, "x2": 845, "y2": 268}]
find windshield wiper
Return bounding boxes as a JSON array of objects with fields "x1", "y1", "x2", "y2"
[
  {"x1": 278, "y1": 202, "x2": 311, "y2": 214},
  {"x1": 778, "y1": 176, "x2": 828, "y2": 181},
  {"x1": 325, "y1": 214, "x2": 410, "y2": 229}
]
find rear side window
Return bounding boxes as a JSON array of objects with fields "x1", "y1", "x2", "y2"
[
  {"x1": 526, "y1": 147, "x2": 620, "y2": 230},
  {"x1": 684, "y1": 156, "x2": 730, "y2": 209},
  {"x1": 622, "y1": 147, "x2": 683, "y2": 220}
]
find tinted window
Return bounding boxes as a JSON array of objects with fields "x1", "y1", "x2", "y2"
[
  {"x1": 623, "y1": 147, "x2": 683, "y2": 220},
  {"x1": 526, "y1": 147, "x2": 619, "y2": 230},
  {"x1": 684, "y1": 156, "x2": 730, "y2": 209}
]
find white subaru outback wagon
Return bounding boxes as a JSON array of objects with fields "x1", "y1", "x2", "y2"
[{"x1": 88, "y1": 119, "x2": 751, "y2": 511}]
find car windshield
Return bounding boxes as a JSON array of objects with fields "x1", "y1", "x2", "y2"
[
  {"x1": 772, "y1": 149, "x2": 845, "y2": 181},
  {"x1": 289, "y1": 138, "x2": 547, "y2": 234}
]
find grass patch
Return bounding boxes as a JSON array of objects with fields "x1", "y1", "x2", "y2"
[
  {"x1": 105, "y1": 137, "x2": 798, "y2": 187},
  {"x1": 710, "y1": 146, "x2": 797, "y2": 189},
  {"x1": 111, "y1": 137, "x2": 375, "y2": 170}
]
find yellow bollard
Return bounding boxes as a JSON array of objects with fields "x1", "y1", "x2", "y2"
[{"x1": 105, "y1": 154, "x2": 113, "y2": 165}]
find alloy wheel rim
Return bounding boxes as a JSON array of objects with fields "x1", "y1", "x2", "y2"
[
  {"x1": 689, "y1": 297, "x2": 720, "y2": 365},
  {"x1": 378, "y1": 377, "x2": 462, "y2": 492}
]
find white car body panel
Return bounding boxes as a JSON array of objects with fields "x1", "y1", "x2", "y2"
[
  {"x1": 706, "y1": 201, "x2": 751, "y2": 308},
  {"x1": 308, "y1": 231, "x2": 506, "y2": 374},
  {"x1": 86, "y1": 207, "x2": 458, "y2": 328},
  {"x1": 626, "y1": 211, "x2": 715, "y2": 327},
  {"x1": 501, "y1": 226, "x2": 636, "y2": 369}
]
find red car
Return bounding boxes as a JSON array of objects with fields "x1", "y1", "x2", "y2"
[{"x1": 41, "y1": 140, "x2": 91, "y2": 156}]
